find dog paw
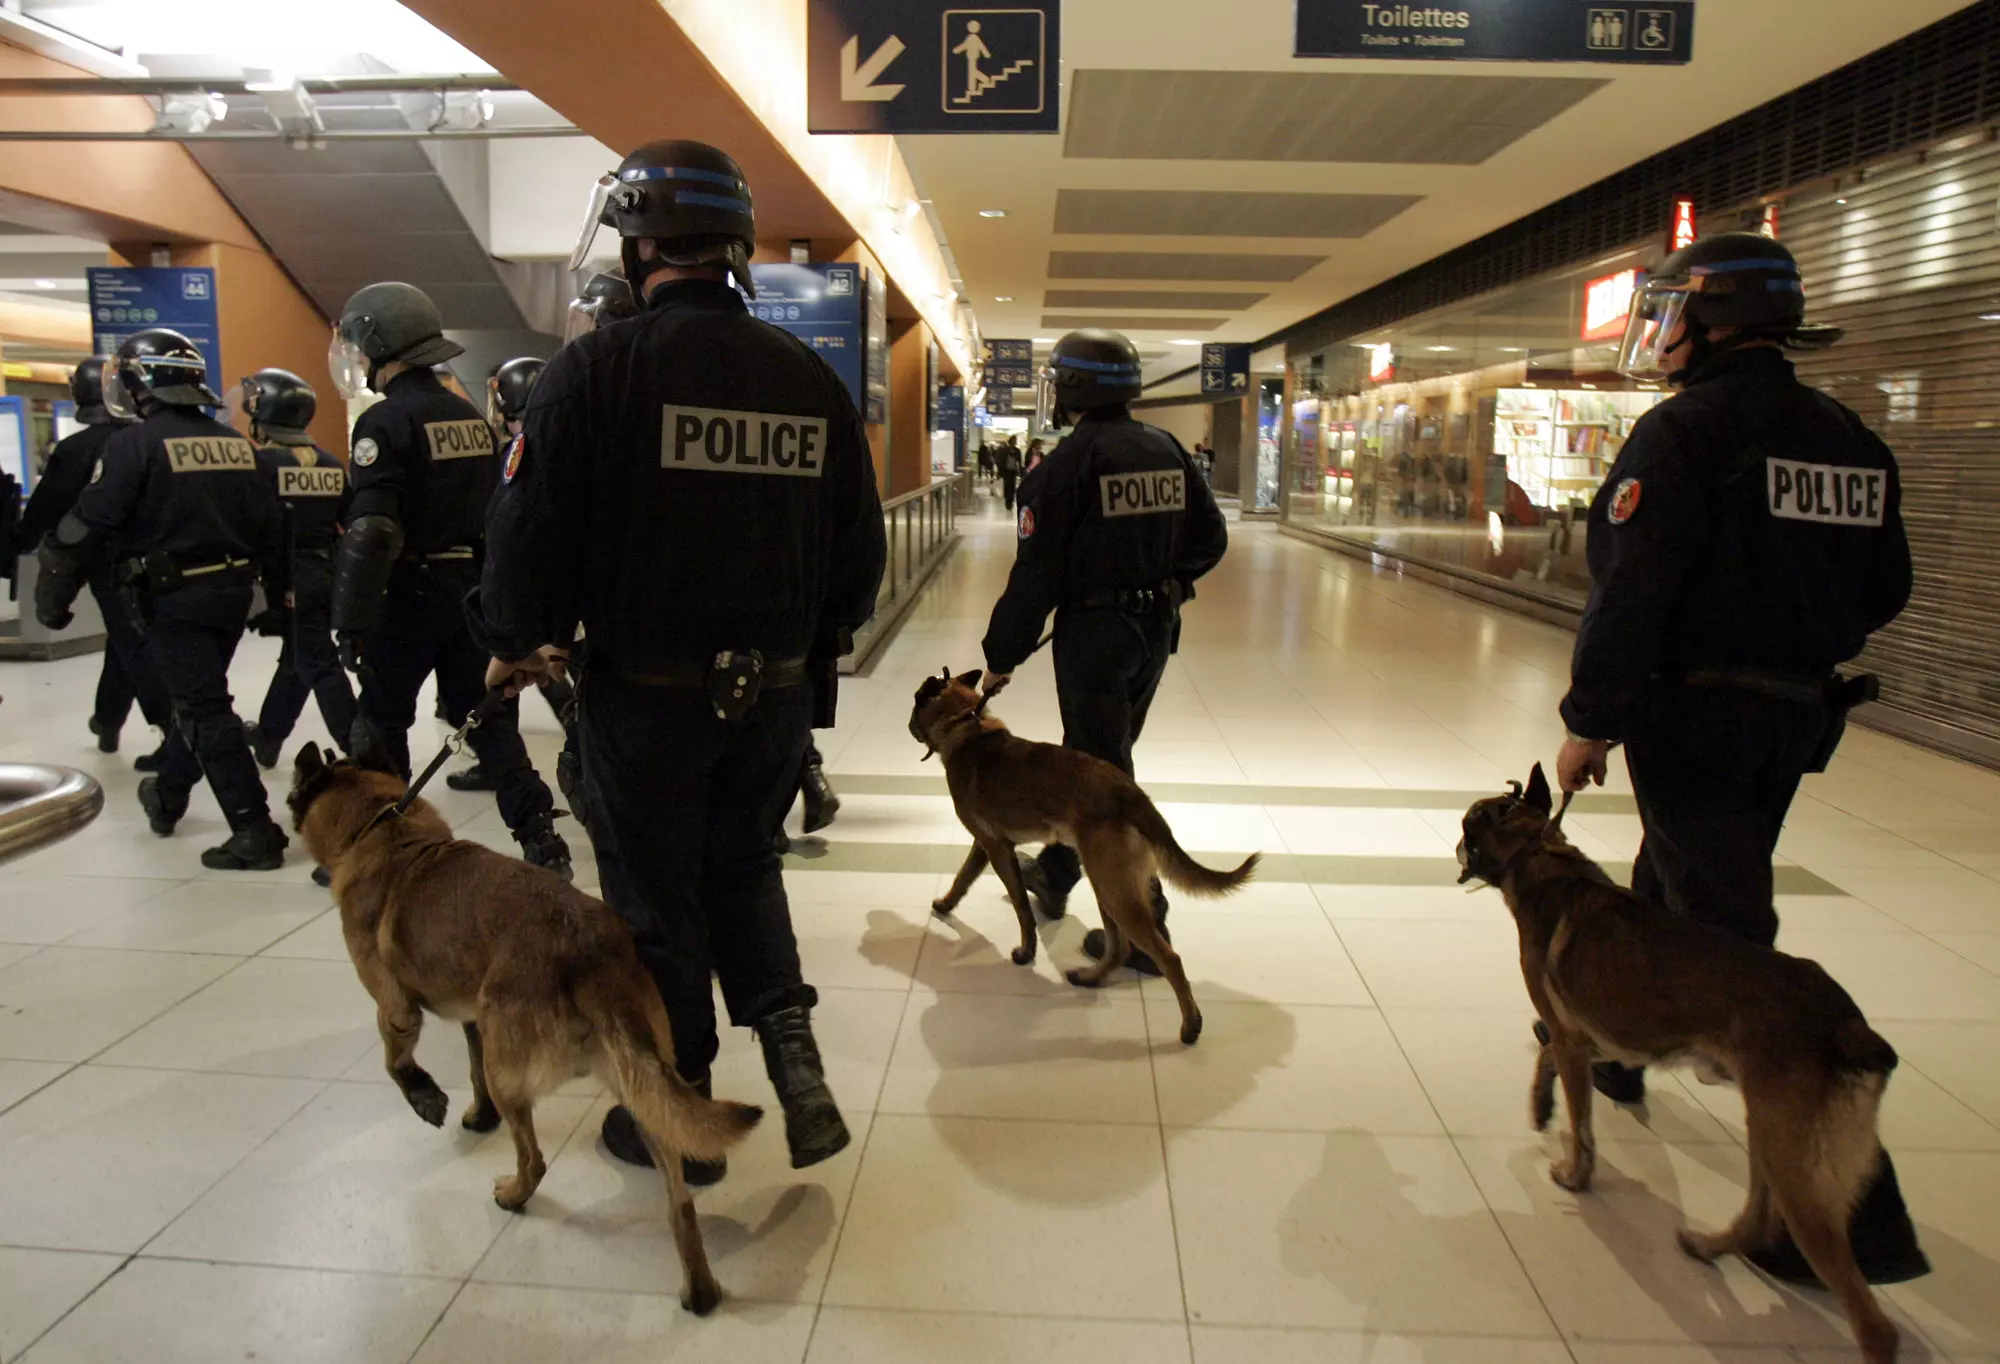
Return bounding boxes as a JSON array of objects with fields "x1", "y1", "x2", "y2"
[
  {"x1": 1676, "y1": 1228, "x2": 1725, "y2": 1264},
  {"x1": 1064, "y1": 967, "x2": 1101, "y2": 989},
  {"x1": 1180, "y1": 1014, "x2": 1203, "y2": 1046},
  {"x1": 1531, "y1": 1094, "x2": 1556, "y2": 1132},
  {"x1": 931, "y1": 898, "x2": 956, "y2": 918},
  {"x1": 1548, "y1": 1159, "x2": 1593, "y2": 1193},
  {"x1": 403, "y1": 1076, "x2": 448, "y2": 1128},
  {"x1": 1010, "y1": 945, "x2": 1035, "y2": 966},
  {"x1": 681, "y1": 1278, "x2": 722, "y2": 1317},
  {"x1": 462, "y1": 1101, "x2": 501, "y2": 1133},
  {"x1": 492, "y1": 1174, "x2": 535, "y2": 1213}
]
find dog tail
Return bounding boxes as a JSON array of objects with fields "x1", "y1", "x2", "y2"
[
  {"x1": 586, "y1": 977, "x2": 763, "y2": 1163},
  {"x1": 1129, "y1": 794, "x2": 1260, "y2": 897}
]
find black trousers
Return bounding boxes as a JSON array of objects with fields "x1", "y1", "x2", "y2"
[
  {"x1": 1000, "y1": 471, "x2": 1018, "y2": 510},
  {"x1": 579, "y1": 672, "x2": 814, "y2": 1080},
  {"x1": 355, "y1": 568, "x2": 553, "y2": 834},
  {"x1": 88, "y1": 569, "x2": 170, "y2": 734},
  {"x1": 1038, "y1": 607, "x2": 1174, "y2": 896},
  {"x1": 255, "y1": 555, "x2": 356, "y2": 752},
  {"x1": 1623, "y1": 686, "x2": 1826, "y2": 948},
  {"x1": 145, "y1": 584, "x2": 272, "y2": 832}
]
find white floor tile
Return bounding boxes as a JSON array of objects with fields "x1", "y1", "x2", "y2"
[
  {"x1": 410, "y1": 1283, "x2": 815, "y2": 1364},
  {"x1": 0, "y1": 1065, "x2": 321, "y2": 1252},
  {"x1": 1189, "y1": 1326, "x2": 1572, "y2": 1364},
  {"x1": 0, "y1": 1247, "x2": 123, "y2": 1364},
  {"x1": 824, "y1": 1114, "x2": 1184, "y2": 1321},
  {"x1": 61, "y1": 879, "x2": 328, "y2": 956},
  {"x1": 0, "y1": 948, "x2": 241, "y2": 1063},
  {"x1": 808, "y1": 1308, "x2": 1191, "y2": 1363},
  {"x1": 0, "y1": 876, "x2": 179, "y2": 947},
  {"x1": 258, "y1": 909, "x2": 351, "y2": 961},
  {"x1": 0, "y1": 1060, "x2": 68, "y2": 1115},
  {"x1": 878, "y1": 992, "x2": 1157, "y2": 1124},
  {"x1": 95, "y1": 957, "x2": 377, "y2": 1079},
  {"x1": 1312, "y1": 882, "x2": 1510, "y2": 923},
  {"x1": 1881, "y1": 1151, "x2": 2000, "y2": 1356},
  {"x1": 1891, "y1": 1021, "x2": 2000, "y2": 1129},
  {"x1": 1778, "y1": 931, "x2": 2000, "y2": 1022},
  {"x1": 1335, "y1": 918, "x2": 1528, "y2": 1010},
  {"x1": 1267, "y1": 806, "x2": 1454, "y2": 858},
  {"x1": 1164, "y1": 911, "x2": 1375, "y2": 1007},
  {"x1": 18, "y1": 1259, "x2": 456, "y2": 1364}
]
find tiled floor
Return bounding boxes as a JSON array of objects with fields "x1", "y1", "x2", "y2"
[{"x1": 3, "y1": 485, "x2": 2000, "y2": 1362}]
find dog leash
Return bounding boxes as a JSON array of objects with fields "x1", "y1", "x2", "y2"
[{"x1": 357, "y1": 688, "x2": 509, "y2": 839}]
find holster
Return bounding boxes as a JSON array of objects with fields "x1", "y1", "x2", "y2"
[
  {"x1": 1681, "y1": 664, "x2": 1878, "y2": 775},
  {"x1": 708, "y1": 649, "x2": 764, "y2": 722},
  {"x1": 807, "y1": 625, "x2": 853, "y2": 730}
]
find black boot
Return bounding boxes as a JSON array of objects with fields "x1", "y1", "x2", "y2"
[
  {"x1": 88, "y1": 716, "x2": 119, "y2": 753},
  {"x1": 201, "y1": 819, "x2": 288, "y2": 871},
  {"x1": 133, "y1": 742, "x2": 167, "y2": 773},
  {"x1": 800, "y1": 756, "x2": 840, "y2": 834},
  {"x1": 311, "y1": 864, "x2": 333, "y2": 889},
  {"x1": 1748, "y1": 1150, "x2": 1931, "y2": 1286},
  {"x1": 447, "y1": 763, "x2": 498, "y2": 792},
  {"x1": 243, "y1": 722, "x2": 282, "y2": 771},
  {"x1": 555, "y1": 748, "x2": 592, "y2": 834},
  {"x1": 1529, "y1": 1021, "x2": 1646, "y2": 1104},
  {"x1": 515, "y1": 816, "x2": 573, "y2": 882},
  {"x1": 1082, "y1": 883, "x2": 1169, "y2": 978},
  {"x1": 1019, "y1": 855, "x2": 1069, "y2": 921},
  {"x1": 136, "y1": 775, "x2": 187, "y2": 837},
  {"x1": 600, "y1": 1080, "x2": 728, "y2": 1187},
  {"x1": 754, "y1": 1003, "x2": 851, "y2": 1169}
]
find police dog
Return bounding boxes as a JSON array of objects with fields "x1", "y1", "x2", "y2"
[
  {"x1": 1458, "y1": 764, "x2": 1904, "y2": 1364},
  {"x1": 287, "y1": 744, "x2": 761, "y2": 1315},
  {"x1": 908, "y1": 668, "x2": 1258, "y2": 1045}
]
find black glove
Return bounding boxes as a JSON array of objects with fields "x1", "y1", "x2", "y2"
[
  {"x1": 248, "y1": 606, "x2": 291, "y2": 638},
  {"x1": 37, "y1": 602, "x2": 73, "y2": 631},
  {"x1": 338, "y1": 630, "x2": 365, "y2": 673}
]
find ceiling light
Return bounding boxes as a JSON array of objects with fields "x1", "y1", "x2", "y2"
[
  {"x1": 157, "y1": 92, "x2": 226, "y2": 135},
  {"x1": 1350, "y1": 342, "x2": 1382, "y2": 349},
  {"x1": 1981, "y1": 312, "x2": 2000, "y2": 322},
  {"x1": 1496, "y1": 346, "x2": 1527, "y2": 353},
  {"x1": 1032, "y1": 337, "x2": 1055, "y2": 344},
  {"x1": 994, "y1": 295, "x2": 1013, "y2": 302},
  {"x1": 1166, "y1": 338, "x2": 1202, "y2": 345},
  {"x1": 1835, "y1": 197, "x2": 1849, "y2": 205},
  {"x1": 1425, "y1": 345, "x2": 1456, "y2": 353},
  {"x1": 33, "y1": 279, "x2": 57, "y2": 289},
  {"x1": 978, "y1": 208, "x2": 1008, "y2": 218},
  {"x1": 902, "y1": 199, "x2": 925, "y2": 220}
]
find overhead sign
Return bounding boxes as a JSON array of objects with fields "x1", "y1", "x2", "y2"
[
  {"x1": 808, "y1": 0, "x2": 1063, "y2": 134},
  {"x1": 1201, "y1": 344, "x2": 1252, "y2": 395},
  {"x1": 1757, "y1": 203, "x2": 1781, "y2": 240},
  {"x1": 1368, "y1": 342, "x2": 1397, "y2": 384},
  {"x1": 1669, "y1": 195, "x2": 1698, "y2": 252},
  {"x1": 984, "y1": 338, "x2": 1034, "y2": 389},
  {"x1": 1581, "y1": 269, "x2": 1639, "y2": 342},
  {"x1": 936, "y1": 383, "x2": 967, "y2": 466},
  {"x1": 747, "y1": 263, "x2": 865, "y2": 411},
  {"x1": 986, "y1": 386, "x2": 1015, "y2": 415},
  {"x1": 86, "y1": 266, "x2": 222, "y2": 401},
  {"x1": 1295, "y1": 1, "x2": 1693, "y2": 64}
]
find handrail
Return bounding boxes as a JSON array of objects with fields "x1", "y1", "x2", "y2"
[
  {"x1": 845, "y1": 470, "x2": 970, "y2": 673},
  {"x1": 0, "y1": 764, "x2": 105, "y2": 865}
]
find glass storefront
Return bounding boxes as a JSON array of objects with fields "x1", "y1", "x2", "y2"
[{"x1": 1280, "y1": 246, "x2": 1668, "y2": 607}]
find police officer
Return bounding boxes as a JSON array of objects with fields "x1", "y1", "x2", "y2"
[
  {"x1": 18, "y1": 358, "x2": 170, "y2": 769},
  {"x1": 327, "y1": 282, "x2": 571, "y2": 878},
  {"x1": 1555, "y1": 231, "x2": 1925, "y2": 1284},
  {"x1": 472, "y1": 139, "x2": 886, "y2": 1181},
  {"x1": 239, "y1": 369, "x2": 357, "y2": 769},
  {"x1": 35, "y1": 329, "x2": 290, "y2": 870},
  {"x1": 982, "y1": 329, "x2": 1229, "y2": 974}
]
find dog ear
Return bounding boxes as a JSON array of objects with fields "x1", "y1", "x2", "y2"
[
  {"x1": 1524, "y1": 763, "x2": 1553, "y2": 813},
  {"x1": 294, "y1": 743, "x2": 326, "y2": 779},
  {"x1": 954, "y1": 668, "x2": 983, "y2": 689}
]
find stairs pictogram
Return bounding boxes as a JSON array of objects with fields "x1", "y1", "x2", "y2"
[{"x1": 952, "y1": 57, "x2": 1035, "y2": 104}]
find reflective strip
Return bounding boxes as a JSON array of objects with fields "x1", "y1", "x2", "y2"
[
  {"x1": 674, "y1": 190, "x2": 754, "y2": 212},
  {"x1": 619, "y1": 166, "x2": 745, "y2": 189},
  {"x1": 1688, "y1": 257, "x2": 1802, "y2": 277}
]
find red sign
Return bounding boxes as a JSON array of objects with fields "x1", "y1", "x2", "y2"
[
  {"x1": 1757, "y1": 204, "x2": 1780, "y2": 240},
  {"x1": 1368, "y1": 342, "x2": 1396, "y2": 383},
  {"x1": 1581, "y1": 269, "x2": 1639, "y2": 342},
  {"x1": 1669, "y1": 196, "x2": 1698, "y2": 253}
]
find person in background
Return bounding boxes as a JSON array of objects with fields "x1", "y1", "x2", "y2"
[
  {"x1": 997, "y1": 436, "x2": 1021, "y2": 511},
  {"x1": 1024, "y1": 437, "x2": 1045, "y2": 474},
  {"x1": 18, "y1": 358, "x2": 170, "y2": 770}
]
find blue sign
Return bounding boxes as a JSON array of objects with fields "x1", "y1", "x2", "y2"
[
  {"x1": 1296, "y1": 1, "x2": 1693, "y2": 63},
  {"x1": 1201, "y1": 344, "x2": 1252, "y2": 396},
  {"x1": 86, "y1": 266, "x2": 223, "y2": 399},
  {"x1": 986, "y1": 386, "x2": 1014, "y2": 416},
  {"x1": 936, "y1": 383, "x2": 966, "y2": 466},
  {"x1": 808, "y1": 0, "x2": 1062, "y2": 134},
  {"x1": 984, "y1": 338, "x2": 1034, "y2": 389},
  {"x1": 748, "y1": 262, "x2": 865, "y2": 411},
  {"x1": 973, "y1": 405, "x2": 991, "y2": 428}
]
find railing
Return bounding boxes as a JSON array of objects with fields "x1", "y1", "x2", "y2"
[
  {"x1": 0, "y1": 764, "x2": 104, "y2": 865},
  {"x1": 846, "y1": 470, "x2": 970, "y2": 673}
]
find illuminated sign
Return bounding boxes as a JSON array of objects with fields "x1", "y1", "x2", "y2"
[
  {"x1": 1368, "y1": 342, "x2": 1396, "y2": 383},
  {"x1": 1581, "y1": 269, "x2": 1640, "y2": 342},
  {"x1": 1669, "y1": 195, "x2": 1698, "y2": 252},
  {"x1": 1758, "y1": 204, "x2": 1781, "y2": 240}
]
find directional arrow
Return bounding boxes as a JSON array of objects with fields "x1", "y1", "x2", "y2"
[{"x1": 841, "y1": 34, "x2": 906, "y2": 102}]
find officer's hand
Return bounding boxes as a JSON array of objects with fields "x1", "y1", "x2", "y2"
[
  {"x1": 248, "y1": 607, "x2": 290, "y2": 638},
  {"x1": 36, "y1": 604, "x2": 73, "y2": 631},
  {"x1": 981, "y1": 672, "x2": 1012, "y2": 698},
  {"x1": 1557, "y1": 736, "x2": 1611, "y2": 793},
  {"x1": 486, "y1": 646, "x2": 565, "y2": 697},
  {"x1": 337, "y1": 631, "x2": 365, "y2": 674}
]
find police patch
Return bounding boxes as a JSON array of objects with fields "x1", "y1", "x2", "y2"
[
  {"x1": 1018, "y1": 506, "x2": 1035, "y2": 539},
  {"x1": 1607, "y1": 478, "x2": 1642, "y2": 525},
  {"x1": 352, "y1": 437, "x2": 379, "y2": 467},
  {"x1": 503, "y1": 435, "x2": 524, "y2": 483}
]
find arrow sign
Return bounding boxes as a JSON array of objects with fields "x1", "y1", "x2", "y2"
[{"x1": 842, "y1": 35, "x2": 905, "y2": 102}]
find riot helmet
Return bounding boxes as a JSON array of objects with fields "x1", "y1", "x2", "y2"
[
  {"x1": 1617, "y1": 231, "x2": 1841, "y2": 383},
  {"x1": 240, "y1": 368, "x2": 316, "y2": 446},
  {"x1": 330, "y1": 282, "x2": 465, "y2": 400},
  {"x1": 102, "y1": 328, "x2": 221, "y2": 420},
  {"x1": 564, "y1": 268, "x2": 642, "y2": 342},
  {"x1": 568, "y1": 139, "x2": 757, "y2": 298},
  {"x1": 1034, "y1": 329, "x2": 1144, "y2": 430},
  {"x1": 487, "y1": 356, "x2": 546, "y2": 428},
  {"x1": 68, "y1": 357, "x2": 122, "y2": 425}
]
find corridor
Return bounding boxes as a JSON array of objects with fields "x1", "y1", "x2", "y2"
[{"x1": 2, "y1": 488, "x2": 1998, "y2": 1363}]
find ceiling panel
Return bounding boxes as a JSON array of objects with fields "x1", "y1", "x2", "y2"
[
  {"x1": 1054, "y1": 188, "x2": 1421, "y2": 239},
  {"x1": 1040, "y1": 314, "x2": 1227, "y2": 331},
  {"x1": 1048, "y1": 251, "x2": 1324, "y2": 282},
  {"x1": 1043, "y1": 288, "x2": 1268, "y2": 309},
  {"x1": 1065, "y1": 70, "x2": 1608, "y2": 165}
]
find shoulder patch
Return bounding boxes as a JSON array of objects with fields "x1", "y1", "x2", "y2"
[
  {"x1": 1018, "y1": 505, "x2": 1035, "y2": 539},
  {"x1": 1607, "y1": 478, "x2": 1643, "y2": 525},
  {"x1": 352, "y1": 437, "x2": 379, "y2": 467},
  {"x1": 503, "y1": 434, "x2": 524, "y2": 483}
]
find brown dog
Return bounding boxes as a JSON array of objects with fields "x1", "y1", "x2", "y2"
[
  {"x1": 1458, "y1": 763, "x2": 1905, "y2": 1364},
  {"x1": 909, "y1": 668, "x2": 1258, "y2": 1045},
  {"x1": 288, "y1": 744, "x2": 761, "y2": 1315}
]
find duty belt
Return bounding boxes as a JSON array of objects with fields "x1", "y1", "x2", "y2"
[
  {"x1": 616, "y1": 655, "x2": 810, "y2": 689},
  {"x1": 1071, "y1": 581, "x2": 1179, "y2": 616},
  {"x1": 404, "y1": 545, "x2": 476, "y2": 563},
  {"x1": 117, "y1": 553, "x2": 252, "y2": 590},
  {"x1": 1680, "y1": 664, "x2": 1836, "y2": 708}
]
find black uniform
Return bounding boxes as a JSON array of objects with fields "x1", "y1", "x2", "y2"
[
  {"x1": 472, "y1": 278, "x2": 886, "y2": 1080},
  {"x1": 345, "y1": 367, "x2": 556, "y2": 837},
  {"x1": 70, "y1": 410, "x2": 286, "y2": 829},
  {"x1": 18, "y1": 419, "x2": 171, "y2": 738},
  {"x1": 1561, "y1": 348, "x2": 1912, "y2": 946},
  {"x1": 251, "y1": 443, "x2": 356, "y2": 749},
  {"x1": 983, "y1": 408, "x2": 1229, "y2": 898}
]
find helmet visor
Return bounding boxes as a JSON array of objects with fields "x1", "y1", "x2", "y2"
[
  {"x1": 485, "y1": 376, "x2": 506, "y2": 429},
  {"x1": 1615, "y1": 279, "x2": 1694, "y2": 381},
  {"x1": 100, "y1": 355, "x2": 138, "y2": 421},
  {"x1": 564, "y1": 295, "x2": 611, "y2": 343},
  {"x1": 328, "y1": 333, "x2": 372, "y2": 401},
  {"x1": 1032, "y1": 364, "x2": 1062, "y2": 433},
  {"x1": 567, "y1": 174, "x2": 622, "y2": 273}
]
